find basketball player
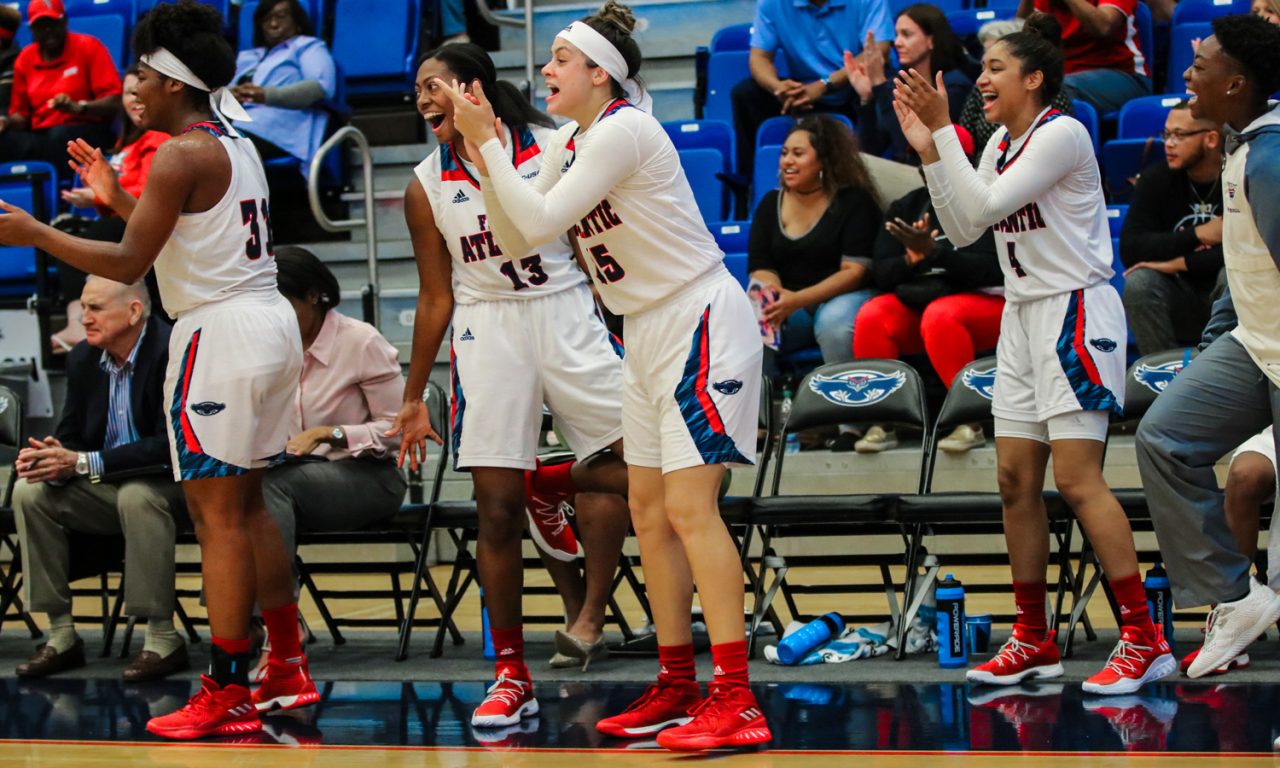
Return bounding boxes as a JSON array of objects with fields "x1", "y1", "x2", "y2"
[
  {"x1": 0, "y1": 0, "x2": 313, "y2": 738},
  {"x1": 443, "y1": 1, "x2": 772, "y2": 751},
  {"x1": 390, "y1": 42, "x2": 630, "y2": 728},
  {"x1": 892, "y1": 13, "x2": 1175, "y2": 694}
]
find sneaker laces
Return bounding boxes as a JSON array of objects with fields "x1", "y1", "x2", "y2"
[
  {"x1": 991, "y1": 635, "x2": 1039, "y2": 669},
  {"x1": 481, "y1": 675, "x2": 528, "y2": 708},
  {"x1": 687, "y1": 685, "x2": 739, "y2": 721},
  {"x1": 529, "y1": 498, "x2": 572, "y2": 537},
  {"x1": 176, "y1": 681, "x2": 218, "y2": 715},
  {"x1": 621, "y1": 682, "x2": 665, "y2": 713},
  {"x1": 1102, "y1": 637, "x2": 1153, "y2": 677}
]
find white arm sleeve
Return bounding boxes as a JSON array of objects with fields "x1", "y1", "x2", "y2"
[
  {"x1": 921, "y1": 121, "x2": 1081, "y2": 248},
  {"x1": 478, "y1": 118, "x2": 643, "y2": 245},
  {"x1": 480, "y1": 134, "x2": 563, "y2": 259}
]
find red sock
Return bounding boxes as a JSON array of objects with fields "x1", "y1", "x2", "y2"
[
  {"x1": 657, "y1": 643, "x2": 696, "y2": 685},
  {"x1": 491, "y1": 624, "x2": 528, "y2": 679},
  {"x1": 211, "y1": 635, "x2": 252, "y2": 655},
  {"x1": 1012, "y1": 580, "x2": 1048, "y2": 640},
  {"x1": 710, "y1": 640, "x2": 749, "y2": 691},
  {"x1": 262, "y1": 603, "x2": 303, "y2": 665},
  {"x1": 1109, "y1": 573, "x2": 1156, "y2": 637},
  {"x1": 531, "y1": 460, "x2": 577, "y2": 495}
]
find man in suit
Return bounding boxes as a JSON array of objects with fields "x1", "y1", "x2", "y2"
[{"x1": 13, "y1": 276, "x2": 188, "y2": 681}]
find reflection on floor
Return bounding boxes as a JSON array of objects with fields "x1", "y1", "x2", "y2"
[{"x1": 1, "y1": 677, "x2": 1278, "y2": 755}]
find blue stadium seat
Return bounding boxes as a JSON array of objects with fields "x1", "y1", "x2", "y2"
[
  {"x1": 663, "y1": 119, "x2": 734, "y2": 175},
  {"x1": 705, "y1": 50, "x2": 748, "y2": 126},
  {"x1": 1106, "y1": 204, "x2": 1128, "y2": 239},
  {"x1": 723, "y1": 252, "x2": 749, "y2": 286},
  {"x1": 709, "y1": 219, "x2": 750, "y2": 256},
  {"x1": 1172, "y1": 0, "x2": 1250, "y2": 25},
  {"x1": 1110, "y1": 238, "x2": 1125, "y2": 295},
  {"x1": 1071, "y1": 99, "x2": 1100, "y2": 156},
  {"x1": 1118, "y1": 94, "x2": 1186, "y2": 139},
  {"x1": 679, "y1": 148, "x2": 729, "y2": 222},
  {"x1": 332, "y1": 0, "x2": 420, "y2": 94},
  {"x1": 710, "y1": 22, "x2": 752, "y2": 53},
  {"x1": 752, "y1": 144, "x2": 782, "y2": 211},
  {"x1": 137, "y1": 0, "x2": 230, "y2": 20},
  {"x1": 1134, "y1": 1, "x2": 1154, "y2": 81},
  {"x1": 1167, "y1": 22, "x2": 1211, "y2": 94},
  {"x1": 68, "y1": 14, "x2": 127, "y2": 71},
  {"x1": 0, "y1": 162, "x2": 58, "y2": 296},
  {"x1": 1101, "y1": 138, "x2": 1161, "y2": 203},
  {"x1": 755, "y1": 113, "x2": 854, "y2": 148},
  {"x1": 947, "y1": 7, "x2": 1015, "y2": 38}
]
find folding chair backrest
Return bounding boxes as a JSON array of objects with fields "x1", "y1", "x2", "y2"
[
  {"x1": 787, "y1": 359, "x2": 928, "y2": 435},
  {"x1": 423, "y1": 380, "x2": 449, "y2": 505},
  {"x1": 1121, "y1": 347, "x2": 1197, "y2": 425},
  {"x1": 0, "y1": 386, "x2": 23, "y2": 507},
  {"x1": 936, "y1": 356, "x2": 998, "y2": 435}
]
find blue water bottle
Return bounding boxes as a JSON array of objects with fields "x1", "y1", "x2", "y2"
[
  {"x1": 936, "y1": 574, "x2": 967, "y2": 668},
  {"x1": 1144, "y1": 562, "x2": 1175, "y2": 649},
  {"x1": 480, "y1": 588, "x2": 496, "y2": 660},
  {"x1": 776, "y1": 612, "x2": 844, "y2": 665}
]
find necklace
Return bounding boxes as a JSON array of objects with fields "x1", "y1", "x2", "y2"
[{"x1": 1188, "y1": 174, "x2": 1220, "y2": 219}]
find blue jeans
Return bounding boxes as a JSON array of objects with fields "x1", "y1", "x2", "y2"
[
  {"x1": 1135, "y1": 334, "x2": 1280, "y2": 608},
  {"x1": 1063, "y1": 68, "x2": 1152, "y2": 115},
  {"x1": 778, "y1": 289, "x2": 875, "y2": 363}
]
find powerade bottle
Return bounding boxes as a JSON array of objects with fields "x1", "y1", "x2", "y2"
[
  {"x1": 936, "y1": 574, "x2": 967, "y2": 668},
  {"x1": 480, "y1": 588, "x2": 496, "y2": 660},
  {"x1": 776, "y1": 612, "x2": 844, "y2": 665},
  {"x1": 1145, "y1": 562, "x2": 1175, "y2": 650}
]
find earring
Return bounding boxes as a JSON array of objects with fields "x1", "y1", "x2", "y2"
[{"x1": 819, "y1": 169, "x2": 825, "y2": 181}]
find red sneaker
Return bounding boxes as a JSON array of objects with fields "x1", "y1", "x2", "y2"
[
  {"x1": 596, "y1": 680, "x2": 702, "y2": 738},
  {"x1": 966, "y1": 626, "x2": 1064, "y2": 686},
  {"x1": 1082, "y1": 695, "x2": 1177, "y2": 751},
  {"x1": 146, "y1": 675, "x2": 262, "y2": 740},
  {"x1": 1082, "y1": 627, "x2": 1176, "y2": 695},
  {"x1": 252, "y1": 661, "x2": 320, "y2": 712},
  {"x1": 525, "y1": 473, "x2": 579, "y2": 562},
  {"x1": 471, "y1": 671, "x2": 539, "y2": 728},
  {"x1": 1180, "y1": 646, "x2": 1250, "y2": 676},
  {"x1": 655, "y1": 686, "x2": 771, "y2": 752}
]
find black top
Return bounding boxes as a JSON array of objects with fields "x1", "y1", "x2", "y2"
[
  {"x1": 871, "y1": 186, "x2": 1003, "y2": 294},
  {"x1": 747, "y1": 185, "x2": 882, "y2": 292},
  {"x1": 58, "y1": 315, "x2": 173, "y2": 476},
  {"x1": 859, "y1": 69, "x2": 972, "y2": 165},
  {"x1": 1119, "y1": 159, "x2": 1224, "y2": 283}
]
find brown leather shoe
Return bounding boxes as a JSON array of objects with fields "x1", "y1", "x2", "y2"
[
  {"x1": 15, "y1": 637, "x2": 86, "y2": 678},
  {"x1": 122, "y1": 644, "x2": 190, "y2": 683}
]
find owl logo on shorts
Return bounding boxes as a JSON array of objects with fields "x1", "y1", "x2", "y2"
[
  {"x1": 808, "y1": 370, "x2": 906, "y2": 407},
  {"x1": 1134, "y1": 361, "x2": 1186, "y2": 395},
  {"x1": 960, "y1": 366, "x2": 998, "y2": 401}
]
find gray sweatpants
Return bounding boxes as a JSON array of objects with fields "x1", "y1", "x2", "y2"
[{"x1": 1135, "y1": 333, "x2": 1280, "y2": 608}]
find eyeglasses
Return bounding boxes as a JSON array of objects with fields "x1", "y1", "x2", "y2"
[{"x1": 1161, "y1": 129, "x2": 1210, "y2": 143}]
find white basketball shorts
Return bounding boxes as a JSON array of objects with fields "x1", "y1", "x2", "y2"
[
  {"x1": 164, "y1": 291, "x2": 303, "y2": 481},
  {"x1": 993, "y1": 283, "x2": 1127, "y2": 425},
  {"x1": 622, "y1": 267, "x2": 763, "y2": 475},
  {"x1": 449, "y1": 283, "x2": 624, "y2": 471}
]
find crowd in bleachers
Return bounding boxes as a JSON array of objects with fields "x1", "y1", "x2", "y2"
[{"x1": 1, "y1": 0, "x2": 1279, "y2": 699}]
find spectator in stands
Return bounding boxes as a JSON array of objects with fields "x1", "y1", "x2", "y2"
[
  {"x1": 730, "y1": 0, "x2": 892, "y2": 176},
  {"x1": 1120, "y1": 99, "x2": 1225, "y2": 356},
  {"x1": 0, "y1": 0, "x2": 121, "y2": 182},
  {"x1": 259, "y1": 247, "x2": 406, "y2": 647},
  {"x1": 959, "y1": 16, "x2": 1075, "y2": 158},
  {"x1": 748, "y1": 116, "x2": 882, "y2": 450},
  {"x1": 1253, "y1": 0, "x2": 1280, "y2": 24},
  {"x1": 0, "y1": 6, "x2": 20, "y2": 111},
  {"x1": 51, "y1": 64, "x2": 169, "y2": 352},
  {"x1": 1017, "y1": 0, "x2": 1150, "y2": 114},
  {"x1": 844, "y1": 5, "x2": 971, "y2": 164},
  {"x1": 853, "y1": 125, "x2": 1004, "y2": 454},
  {"x1": 231, "y1": 0, "x2": 336, "y2": 176},
  {"x1": 12, "y1": 276, "x2": 189, "y2": 682}
]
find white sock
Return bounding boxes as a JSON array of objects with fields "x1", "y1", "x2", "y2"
[
  {"x1": 142, "y1": 617, "x2": 184, "y2": 658},
  {"x1": 45, "y1": 613, "x2": 78, "y2": 654}
]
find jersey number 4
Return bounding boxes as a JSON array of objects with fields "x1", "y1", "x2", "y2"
[
  {"x1": 1006, "y1": 243, "x2": 1026, "y2": 278},
  {"x1": 241, "y1": 198, "x2": 275, "y2": 260}
]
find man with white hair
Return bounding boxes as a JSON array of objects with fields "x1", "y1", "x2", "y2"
[{"x1": 13, "y1": 275, "x2": 188, "y2": 682}]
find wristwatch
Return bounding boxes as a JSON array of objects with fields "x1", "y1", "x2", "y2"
[
  {"x1": 75, "y1": 452, "x2": 89, "y2": 476},
  {"x1": 330, "y1": 426, "x2": 346, "y2": 446},
  {"x1": 819, "y1": 76, "x2": 832, "y2": 93}
]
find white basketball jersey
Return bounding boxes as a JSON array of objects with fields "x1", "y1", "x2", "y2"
[
  {"x1": 153, "y1": 121, "x2": 279, "y2": 316},
  {"x1": 978, "y1": 109, "x2": 1113, "y2": 302},
  {"x1": 416, "y1": 125, "x2": 583, "y2": 304},
  {"x1": 540, "y1": 100, "x2": 725, "y2": 315}
]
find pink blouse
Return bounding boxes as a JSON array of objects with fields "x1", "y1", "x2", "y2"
[{"x1": 292, "y1": 310, "x2": 403, "y2": 460}]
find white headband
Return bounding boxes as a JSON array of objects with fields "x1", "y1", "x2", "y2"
[
  {"x1": 141, "y1": 48, "x2": 252, "y2": 136},
  {"x1": 558, "y1": 21, "x2": 652, "y2": 113}
]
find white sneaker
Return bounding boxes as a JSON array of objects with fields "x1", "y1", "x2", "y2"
[
  {"x1": 938, "y1": 424, "x2": 986, "y2": 453},
  {"x1": 855, "y1": 425, "x2": 898, "y2": 454},
  {"x1": 1187, "y1": 579, "x2": 1280, "y2": 679}
]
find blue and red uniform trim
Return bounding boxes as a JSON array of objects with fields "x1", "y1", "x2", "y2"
[
  {"x1": 449, "y1": 343, "x2": 467, "y2": 471},
  {"x1": 1055, "y1": 289, "x2": 1121, "y2": 415},
  {"x1": 673, "y1": 306, "x2": 750, "y2": 465},
  {"x1": 169, "y1": 328, "x2": 247, "y2": 480},
  {"x1": 996, "y1": 109, "x2": 1063, "y2": 175}
]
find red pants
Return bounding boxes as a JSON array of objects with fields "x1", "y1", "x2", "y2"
[{"x1": 854, "y1": 292, "x2": 1005, "y2": 388}]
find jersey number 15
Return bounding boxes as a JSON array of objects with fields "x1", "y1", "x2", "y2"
[{"x1": 241, "y1": 198, "x2": 276, "y2": 260}]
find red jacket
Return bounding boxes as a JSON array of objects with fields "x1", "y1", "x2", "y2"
[
  {"x1": 9, "y1": 32, "x2": 121, "y2": 130},
  {"x1": 95, "y1": 130, "x2": 167, "y2": 216}
]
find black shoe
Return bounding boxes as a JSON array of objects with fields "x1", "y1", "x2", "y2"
[{"x1": 827, "y1": 432, "x2": 859, "y2": 452}]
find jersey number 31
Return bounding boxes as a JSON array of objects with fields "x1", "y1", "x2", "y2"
[{"x1": 241, "y1": 198, "x2": 276, "y2": 260}]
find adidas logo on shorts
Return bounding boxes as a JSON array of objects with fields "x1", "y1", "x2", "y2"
[
  {"x1": 459, "y1": 327, "x2": 475, "y2": 341},
  {"x1": 452, "y1": 190, "x2": 470, "y2": 204}
]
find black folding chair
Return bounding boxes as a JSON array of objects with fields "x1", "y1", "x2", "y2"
[
  {"x1": 745, "y1": 360, "x2": 923, "y2": 650},
  {"x1": 0, "y1": 384, "x2": 40, "y2": 639}
]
